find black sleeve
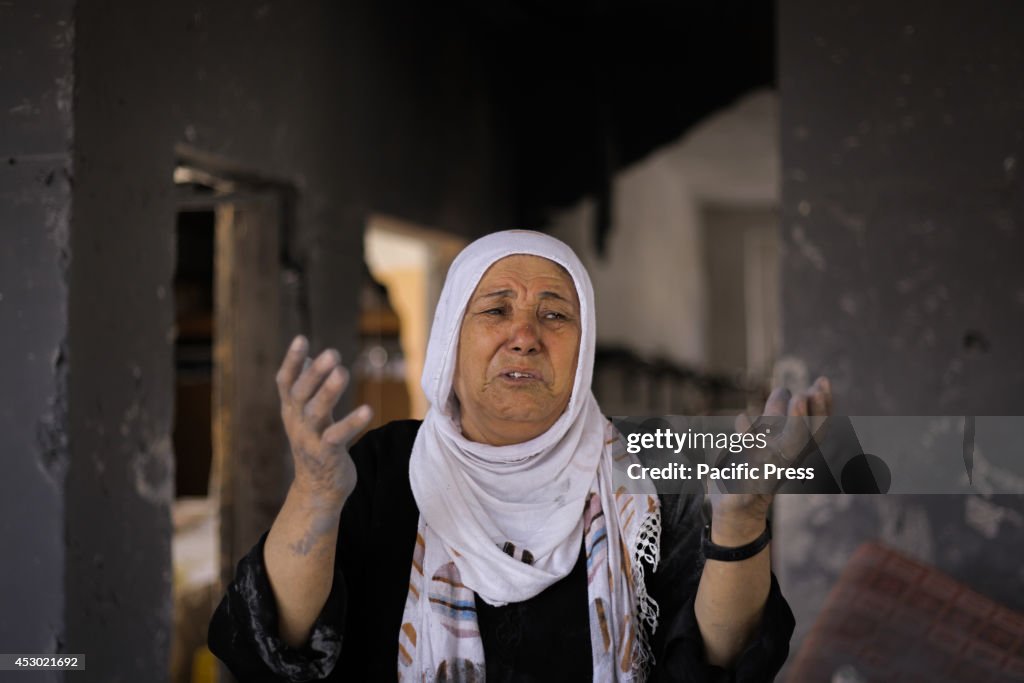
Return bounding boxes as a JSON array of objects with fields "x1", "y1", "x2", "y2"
[
  {"x1": 648, "y1": 495, "x2": 795, "y2": 683},
  {"x1": 207, "y1": 531, "x2": 348, "y2": 682},
  {"x1": 207, "y1": 421, "x2": 420, "y2": 682}
]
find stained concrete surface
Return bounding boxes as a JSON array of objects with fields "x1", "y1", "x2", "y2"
[
  {"x1": 777, "y1": 0, "x2": 1024, "y2": 664},
  {"x1": 0, "y1": 2, "x2": 75, "y2": 680}
]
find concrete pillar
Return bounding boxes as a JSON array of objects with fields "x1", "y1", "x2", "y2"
[
  {"x1": 0, "y1": 3, "x2": 75, "y2": 680},
  {"x1": 777, "y1": 0, "x2": 1024, "y2": 656}
]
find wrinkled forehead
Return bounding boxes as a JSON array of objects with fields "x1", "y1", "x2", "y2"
[{"x1": 470, "y1": 254, "x2": 580, "y2": 304}]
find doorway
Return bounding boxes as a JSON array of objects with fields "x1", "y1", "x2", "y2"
[
  {"x1": 362, "y1": 215, "x2": 466, "y2": 422},
  {"x1": 701, "y1": 204, "x2": 781, "y2": 409},
  {"x1": 170, "y1": 159, "x2": 298, "y2": 683}
]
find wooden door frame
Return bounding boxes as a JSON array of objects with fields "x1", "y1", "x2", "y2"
[{"x1": 174, "y1": 148, "x2": 303, "y2": 596}]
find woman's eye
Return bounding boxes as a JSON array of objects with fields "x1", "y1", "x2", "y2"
[
  {"x1": 484, "y1": 307, "x2": 505, "y2": 316},
  {"x1": 544, "y1": 311, "x2": 568, "y2": 321}
]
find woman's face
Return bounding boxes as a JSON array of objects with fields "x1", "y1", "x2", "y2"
[{"x1": 453, "y1": 254, "x2": 582, "y2": 446}]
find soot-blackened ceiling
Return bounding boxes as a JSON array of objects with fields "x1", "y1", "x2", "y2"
[{"x1": 464, "y1": 0, "x2": 775, "y2": 245}]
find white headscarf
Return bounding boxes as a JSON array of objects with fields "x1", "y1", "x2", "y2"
[
  {"x1": 401, "y1": 230, "x2": 660, "y2": 681},
  {"x1": 410, "y1": 229, "x2": 605, "y2": 604}
]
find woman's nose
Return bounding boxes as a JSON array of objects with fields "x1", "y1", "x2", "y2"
[{"x1": 507, "y1": 316, "x2": 540, "y2": 354}]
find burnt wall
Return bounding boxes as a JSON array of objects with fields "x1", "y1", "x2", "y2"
[
  {"x1": 777, "y1": 0, "x2": 1024, "y2": 656},
  {"x1": 0, "y1": 2, "x2": 74, "y2": 678},
  {"x1": 65, "y1": 1, "x2": 515, "y2": 680}
]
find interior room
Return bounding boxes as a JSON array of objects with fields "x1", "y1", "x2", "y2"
[{"x1": 3, "y1": 1, "x2": 1023, "y2": 681}]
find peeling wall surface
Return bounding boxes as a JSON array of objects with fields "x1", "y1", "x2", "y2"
[
  {"x1": 64, "y1": 1, "x2": 514, "y2": 680},
  {"x1": 776, "y1": 0, "x2": 1024, "y2": 659},
  {"x1": 0, "y1": 2, "x2": 74, "y2": 678}
]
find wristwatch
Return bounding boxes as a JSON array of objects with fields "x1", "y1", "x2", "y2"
[{"x1": 701, "y1": 520, "x2": 772, "y2": 562}]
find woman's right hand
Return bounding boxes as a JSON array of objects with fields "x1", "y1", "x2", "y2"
[{"x1": 276, "y1": 335, "x2": 374, "y2": 509}]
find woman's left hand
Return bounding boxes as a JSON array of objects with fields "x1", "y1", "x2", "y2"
[{"x1": 707, "y1": 377, "x2": 832, "y2": 545}]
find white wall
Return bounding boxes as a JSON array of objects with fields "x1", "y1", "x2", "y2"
[{"x1": 547, "y1": 89, "x2": 779, "y2": 369}]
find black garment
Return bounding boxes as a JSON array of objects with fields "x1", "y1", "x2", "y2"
[{"x1": 209, "y1": 420, "x2": 794, "y2": 682}]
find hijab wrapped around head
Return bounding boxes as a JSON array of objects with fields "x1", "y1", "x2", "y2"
[{"x1": 400, "y1": 230, "x2": 660, "y2": 681}]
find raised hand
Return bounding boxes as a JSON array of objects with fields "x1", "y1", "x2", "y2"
[
  {"x1": 695, "y1": 382, "x2": 831, "y2": 668},
  {"x1": 276, "y1": 335, "x2": 374, "y2": 508},
  {"x1": 708, "y1": 376, "x2": 832, "y2": 544}
]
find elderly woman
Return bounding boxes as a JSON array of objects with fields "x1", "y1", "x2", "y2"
[{"x1": 209, "y1": 230, "x2": 830, "y2": 681}]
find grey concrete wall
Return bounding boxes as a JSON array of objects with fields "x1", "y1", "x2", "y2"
[
  {"x1": 776, "y1": 0, "x2": 1024, "y2": 662},
  {"x1": 0, "y1": 2, "x2": 74, "y2": 678},
  {"x1": 60, "y1": 1, "x2": 515, "y2": 681}
]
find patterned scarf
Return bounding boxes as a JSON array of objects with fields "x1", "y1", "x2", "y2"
[{"x1": 400, "y1": 420, "x2": 660, "y2": 681}]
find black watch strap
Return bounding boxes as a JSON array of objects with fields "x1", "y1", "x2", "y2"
[{"x1": 701, "y1": 520, "x2": 772, "y2": 562}]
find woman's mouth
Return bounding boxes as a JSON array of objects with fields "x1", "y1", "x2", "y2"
[{"x1": 500, "y1": 369, "x2": 541, "y2": 382}]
